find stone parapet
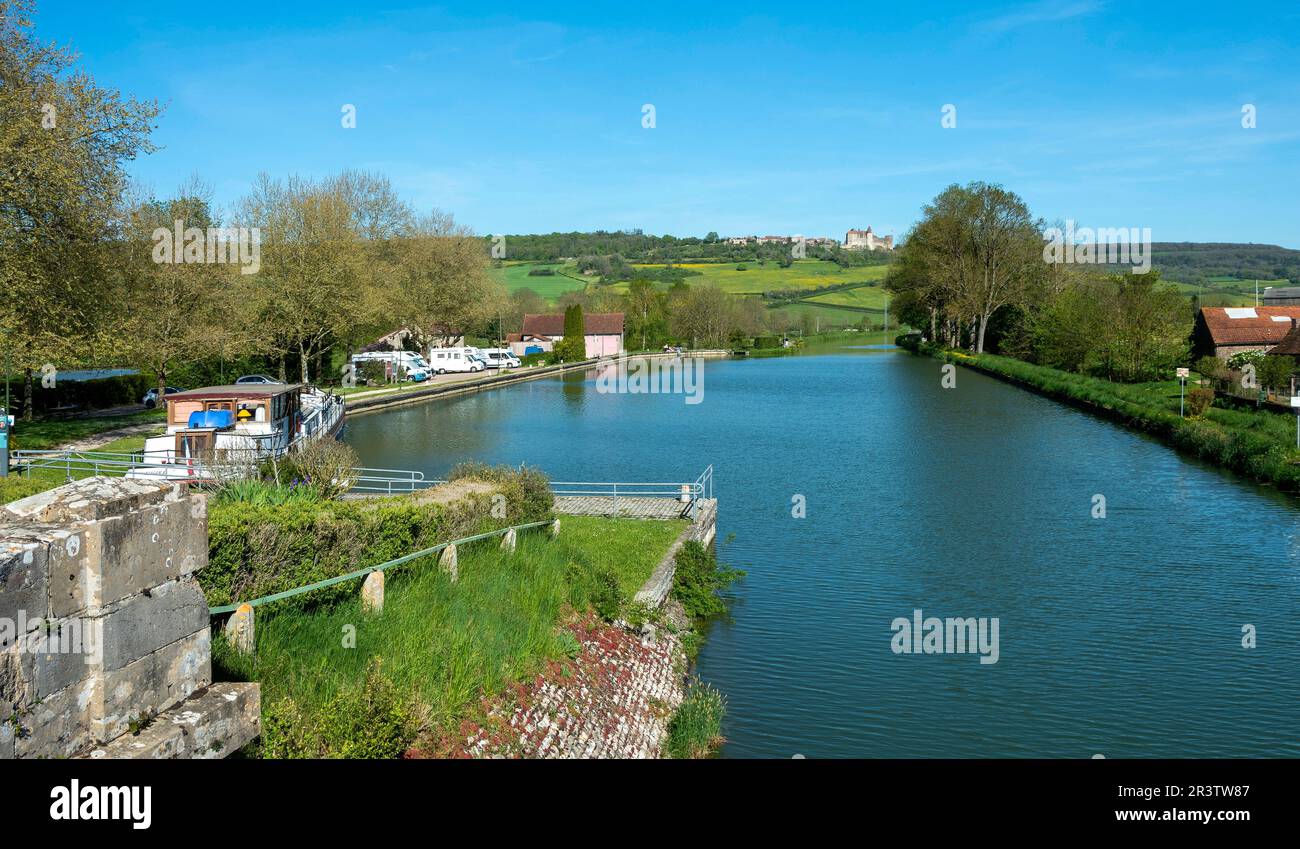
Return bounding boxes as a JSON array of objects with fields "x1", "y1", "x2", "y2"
[{"x1": 0, "y1": 477, "x2": 258, "y2": 759}]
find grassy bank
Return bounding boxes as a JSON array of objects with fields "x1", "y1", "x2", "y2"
[
  {"x1": 1, "y1": 433, "x2": 154, "y2": 504},
  {"x1": 4, "y1": 408, "x2": 163, "y2": 451},
  {"x1": 904, "y1": 339, "x2": 1300, "y2": 495},
  {"x1": 214, "y1": 512, "x2": 686, "y2": 757}
]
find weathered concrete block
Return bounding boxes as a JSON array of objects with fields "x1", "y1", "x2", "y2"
[
  {"x1": 84, "y1": 681, "x2": 260, "y2": 760},
  {"x1": 361, "y1": 571, "x2": 384, "y2": 613},
  {"x1": 2, "y1": 476, "x2": 183, "y2": 524},
  {"x1": 23, "y1": 621, "x2": 98, "y2": 700},
  {"x1": 93, "y1": 628, "x2": 211, "y2": 743},
  {"x1": 549, "y1": 518, "x2": 561, "y2": 539},
  {"x1": 0, "y1": 534, "x2": 51, "y2": 623},
  {"x1": 98, "y1": 580, "x2": 209, "y2": 671},
  {"x1": 500, "y1": 528, "x2": 517, "y2": 553},
  {"x1": 0, "y1": 719, "x2": 14, "y2": 759},
  {"x1": 0, "y1": 644, "x2": 27, "y2": 714},
  {"x1": 73, "y1": 495, "x2": 207, "y2": 612},
  {"x1": 13, "y1": 674, "x2": 98, "y2": 758}
]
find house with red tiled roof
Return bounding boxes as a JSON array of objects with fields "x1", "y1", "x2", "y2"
[
  {"x1": 1193, "y1": 306, "x2": 1300, "y2": 359},
  {"x1": 519, "y1": 313, "x2": 624, "y2": 358}
]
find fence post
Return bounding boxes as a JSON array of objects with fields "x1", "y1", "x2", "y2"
[
  {"x1": 500, "y1": 527, "x2": 517, "y2": 553},
  {"x1": 439, "y1": 543, "x2": 459, "y2": 582},
  {"x1": 361, "y1": 571, "x2": 384, "y2": 613},
  {"x1": 225, "y1": 603, "x2": 255, "y2": 655},
  {"x1": 549, "y1": 518, "x2": 561, "y2": 539}
]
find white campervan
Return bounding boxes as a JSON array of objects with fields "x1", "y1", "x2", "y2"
[
  {"x1": 480, "y1": 348, "x2": 521, "y2": 369},
  {"x1": 428, "y1": 347, "x2": 486, "y2": 374}
]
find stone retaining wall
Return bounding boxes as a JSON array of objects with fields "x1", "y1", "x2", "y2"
[
  {"x1": 0, "y1": 477, "x2": 258, "y2": 759},
  {"x1": 634, "y1": 498, "x2": 717, "y2": 609}
]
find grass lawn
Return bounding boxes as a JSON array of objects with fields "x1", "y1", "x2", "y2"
[
  {"x1": 558, "y1": 514, "x2": 686, "y2": 596},
  {"x1": 489, "y1": 261, "x2": 590, "y2": 300},
  {"x1": 213, "y1": 513, "x2": 687, "y2": 738},
  {"x1": 4, "y1": 409, "x2": 164, "y2": 452},
  {"x1": 1, "y1": 433, "x2": 153, "y2": 504}
]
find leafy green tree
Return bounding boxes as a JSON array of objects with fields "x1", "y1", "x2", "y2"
[{"x1": 0, "y1": 0, "x2": 161, "y2": 417}]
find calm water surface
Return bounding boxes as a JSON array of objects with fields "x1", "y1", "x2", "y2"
[{"x1": 345, "y1": 348, "x2": 1300, "y2": 758}]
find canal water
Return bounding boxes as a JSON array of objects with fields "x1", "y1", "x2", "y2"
[{"x1": 345, "y1": 347, "x2": 1300, "y2": 758}]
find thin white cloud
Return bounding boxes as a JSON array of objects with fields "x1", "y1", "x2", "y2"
[{"x1": 977, "y1": 0, "x2": 1104, "y2": 34}]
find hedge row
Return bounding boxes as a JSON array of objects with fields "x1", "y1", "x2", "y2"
[
  {"x1": 21, "y1": 373, "x2": 154, "y2": 414},
  {"x1": 204, "y1": 465, "x2": 553, "y2": 608}
]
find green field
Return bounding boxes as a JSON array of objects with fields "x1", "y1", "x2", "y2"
[
  {"x1": 803, "y1": 283, "x2": 891, "y2": 310},
  {"x1": 630, "y1": 259, "x2": 887, "y2": 295},
  {"x1": 489, "y1": 261, "x2": 590, "y2": 299},
  {"x1": 1166, "y1": 276, "x2": 1286, "y2": 307}
]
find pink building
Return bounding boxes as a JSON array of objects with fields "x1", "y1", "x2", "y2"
[{"x1": 521, "y1": 313, "x2": 625, "y2": 358}]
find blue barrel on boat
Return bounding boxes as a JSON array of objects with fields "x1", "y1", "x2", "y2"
[{"x1": 187, "y1": 409, "x2": 235, "y2": 429}]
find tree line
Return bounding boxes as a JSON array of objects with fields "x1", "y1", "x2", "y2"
[
  {"x1": 886, "y1": 182, "x2": 1192, "y2": 382},
  {"x1": 0, "y1": 2, "x2": 497, "y2": 418}
]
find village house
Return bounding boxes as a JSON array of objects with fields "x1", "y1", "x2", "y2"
[
  {"x1": 519, "y1": 312, "x2": 625, "y2": 358},
  {"x1": 1192, "y1": 306, "x2": 1300, "y2": 359},
  {"x1": 844, "y1": 226, "x2": 894, "y2": 251}
]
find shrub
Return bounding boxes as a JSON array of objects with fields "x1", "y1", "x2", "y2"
[
  {"x1": 563, "y1": 559, "x2": 625, "y2": 622},
  {"x1": 275, "y1": 438, "x2": 359, "y2": 499},
  {"x1": 1187, "y1": 387, "x2": 1215, "y2": 417},
  {"x1": 1258, "y1": 355, "x2": 1295, "y2": 395},
  {"x1": 664, "y1": 682, "x2": 726, "y2": 758},
  {"x1": 214, "y1": 479, "x2": 325, "y2": 507},
  {"x1": 355, "y1": 360, "x2": 387, "y2": 385},
  {"x1": 1195, "y1": 355, "x2": 1224, "y2": 385},
  {"x1": 260, "y1": 660, "x2": 416, "y2": 758},
  {"x1": 671, "y1": 541, "x2": 744, "y2": 620},
  {"x1": 448, "y1": 462, "x2": 553, "y2": 524}
]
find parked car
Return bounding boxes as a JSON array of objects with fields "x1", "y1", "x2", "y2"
[
  {"x1": 428, "y1": 348, "x2": 486, "y2": 374},
  {"x1": 480, "y1": 348, "x2": 521, "y2": 369},
  {"x1": 141, "y1": 386, "x2": 184, "y2": 409},
  {"x1": 235, "y1": 374, "x2": 282, "y2": 384}
]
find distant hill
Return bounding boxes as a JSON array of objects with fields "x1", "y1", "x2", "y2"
[{"x1": 1132, "y1": 243, "x2": 1300, "y2": 286}]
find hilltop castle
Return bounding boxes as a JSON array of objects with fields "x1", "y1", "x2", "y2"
[{"x1": 845, "y1": 227, "x2": 893, "y2": 251}]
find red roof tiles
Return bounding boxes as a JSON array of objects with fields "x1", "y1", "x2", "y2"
[{"x1": 1198, "y1": 307, "x2": 1300, "y2": 346}]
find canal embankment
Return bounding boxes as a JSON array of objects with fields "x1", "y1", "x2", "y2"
[
  {"x1": 202, "y1": 464, "x2": 729, "y2": 758},
  {"x1": 902, "y1": 337, "x2": 1300, "y2": 496},
  {"x1": 345, "y1": 350, "x2": 732, "y2": 417}
]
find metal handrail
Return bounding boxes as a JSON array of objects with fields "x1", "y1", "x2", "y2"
[{"x1": 9, "y1": 448, "x2": 714, "y2": 509}]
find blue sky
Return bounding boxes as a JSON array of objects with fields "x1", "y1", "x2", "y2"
[{"x1": 35, "y1": 0, "x2": 1300, "y2": 245}]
